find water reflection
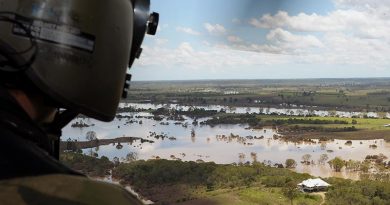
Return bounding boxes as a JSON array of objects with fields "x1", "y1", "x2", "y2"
[
  {"x1": 62, "y1": 106, "x2": 390, "y2": 180},
  {"x1": 119, "y1": 103, "x2": 388, "y2": 118}
]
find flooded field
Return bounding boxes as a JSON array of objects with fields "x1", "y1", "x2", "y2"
[
  {"x1": 63, "y1": 104, "x2": 390, "y2": 180},
  {"x1": 119, "y1": 103, "x2": 387, "y2": 118}
]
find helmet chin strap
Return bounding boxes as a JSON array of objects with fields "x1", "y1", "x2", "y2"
[{"x1": 42, "y1": 109, "x2": 78, "y2": 159}]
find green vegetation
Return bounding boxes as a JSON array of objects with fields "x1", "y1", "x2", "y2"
[
  {"x1": 60, "y1": 152, "x2": 113, "y2": 177},
  {"x1": 121, "y1": 78, "x2": 390, "y2": 141},
  {"x1": 202, "y1": 113, "x2": 259, "y2": 126},
  {"x1": 179, "y1": 107, "x2": 221, "y2": 119},
  {"x1": 328, "y1": 157, "x2": 345, "y2": 172},
  {"x1": 267, "y1": 118, "x2": 349, "y2": 125},
  {"x1": 110, "y1": 159, "x2": 316, "y2": 204},
  {"x1": 263, "y1": 115, "x2": 390, "y2": 140},
  {"x1": 198, "y1": 187, "x2": 321, "y2": 205},
  {"x1": 63, "y1": 79, "x2": 390, "y2": 204},
  {"x1": 285, "y1": 159, "x2": 297, "y2": 168},
  {"x1": 325, "y1": 178, "x2": 390, "y2": 205},
  {"x1": 258, "y1": 115, "x2": 390, "y2": 131},
  {"x1": 61, "y1": 153, "x2": 390, "y2": 205},
  {"x1": 152, "y1": 107, "x2": 221, "y2": 119},
  {"x1": 282, "y1": 181, "x2": 300, "y2": 205},
  {"x1": 126, "y1": 79, "x2": 390, "y2": 112},
  {"x1": 117, "y1": 106, "x2": 151, "y2": 113},
  {"x1": 194, "y1": 112, "x2": 390, "y2": 140},
  {"x1": 156, "y1": 187, "x2": 323, "y2": 205}
]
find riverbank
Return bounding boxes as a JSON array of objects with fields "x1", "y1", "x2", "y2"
[{"x1": 60, "y1": 137, "x2": 154, "y2": 152}]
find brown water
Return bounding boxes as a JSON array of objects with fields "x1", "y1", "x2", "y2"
[
  {"x1": 120, "y1": 103, "x2": 387, "y2": 118},
  {"x1": 62, "y1": 106, "x2": 390, "y2": 180}
]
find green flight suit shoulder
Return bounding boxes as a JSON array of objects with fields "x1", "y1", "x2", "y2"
[{"x1": 0, "y1": 174, "x2": 143, "y2": 205}]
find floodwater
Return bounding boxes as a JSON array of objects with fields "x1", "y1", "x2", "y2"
[
  {"x1": 62, "y1": 104, "x2": 390, "y2": 180},
  {"x1": 120, "y1": 103, "x2": 387, "y2": 118}
]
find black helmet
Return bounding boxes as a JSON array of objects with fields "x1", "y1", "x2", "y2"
[{"x1": 0, "y1": 0, "x2": 158, "y2": 121}]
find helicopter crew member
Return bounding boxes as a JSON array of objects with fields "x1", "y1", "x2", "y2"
[{"x1": 0, "y1": 0, "x2": 158, "y2": 204}]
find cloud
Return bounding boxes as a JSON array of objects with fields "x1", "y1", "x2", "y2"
[
  {"x1": 249, "y1": 11, "x2": 288, "y2": 29},
  {"x1": 136, "y1": 1, "x2": 390, "y2": 80},
  {"x1": 154, "y1": 38, "x2": 168, "y2": 46},
  {"x1": 333, "y1": 0, "x2": 390, "y2": 10},
  {"x1": 135, "y1": 36, "x2": 390, "y2": 80},
  {"x1": 227, "y1": 35, "x2": 243, "y2": 43},
  {"x1": 157, "y1": 24, "x2": 169, "y2": 32},
  {"x1": 250, "y1": 10, "x2": 353, "y2": 32},
  {"x1": 266, "y1": 28, "x2": 324, "y2": 50},
  {"x1": 223, "y1": 28, "x2": 323, "y2": 55},
  {"x1": 321, "y1": 32, "x2": 390, "y2": 65},
  {"x1": 176, "y1": 27, "x2": 201, "y2": 36},
  {"x1": 232, "y1": 18, "x2": 241, "y2": 24},
  {"x1": 204, "y1": 23, "x2": 227, "y2": 35},
  {"x1": 242, "y1": 1, "x2": 390, "y2": 66},
  {"x1": 249, "y1": 9, "x2": 390, "y2": 39},
  {"x1": 202, "y1": 41, "x2": 211, "y2": 46},
  {"x1": 137, "y1": 42, "x2": 288, "y2": 70}
]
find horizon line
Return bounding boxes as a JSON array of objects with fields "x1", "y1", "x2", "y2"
[{"x1": 132, "y1": 77, "x2": 390, "y2": 82}]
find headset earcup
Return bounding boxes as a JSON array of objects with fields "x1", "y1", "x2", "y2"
[{"x1": 128, "y1": 0, "x2": 150, "y2": 67}]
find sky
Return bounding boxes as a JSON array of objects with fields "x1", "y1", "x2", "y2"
[{"x1": 131, "y1": 0, "x2": 390, "y2": 81}]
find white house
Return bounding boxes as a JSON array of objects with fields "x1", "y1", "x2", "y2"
[{"x1": 297, "y1": 178, "x2": 330, "y2": 192}]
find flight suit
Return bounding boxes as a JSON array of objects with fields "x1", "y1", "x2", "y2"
[{"x1": 0, "y1": 87, "x2": 142, "y2": 205}]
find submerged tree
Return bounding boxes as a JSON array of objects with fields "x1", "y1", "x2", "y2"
[
  {"x1": 86, "y1": 131, "x2": 97, "y2": 141},
  {"x1": 85, "y1": 131, "x2": 98, "y2": 157},
  {"x1": 113, "y1": 157, "x2": 120, "y2": 167},
  {"x1": 318, "y1": 154, "x2": 329, "y2": 165},
  {"x1": 66, "y1": 138, "x2": 78, "y2": 152},
  {"x1": 345, "y1": 160, "x2": 361, "y2": 172},
  {"x1": 191, "y1": 128, "x2": 196, "y2": 143},
  {"x1": 116, "y1": 142, "x2": 123, "y2": 150},
  {"x1": 238, "y1": 153, "x2": 246, "y2": 164},
  {"x1": 125, "y1": 152, "x2": 138, "y2": 163},
  {"x1": 259, "y1": 108, "x2": 264, "y2": 114},
  {"x1": 360, "y1": 161, "x2": 370, "y2": 173},
  {"x1": 250, "y1": 152, "x2": 258, "y2": 163},
  {"x1": 302, "y1": 154, "x2": 312, "y2": 164},
  {"x1": 328, "y1": 157, "x2": 345, "y2": 172},
  {"x1": 228, "y1": 106, "x2": 236, "y2": 113},
  {"x1": 285, "y1": 159, "x2": 297, "y2": 168}
]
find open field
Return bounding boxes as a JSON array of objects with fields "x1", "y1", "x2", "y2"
[
  {"x1": 127, "y1": 78, "x2": 390, "y2": 112},
  {"x1": 199, "y1": 112, "x2": 390, "y2": 140},
  {"x1": 257, "y1": 116, "x2": 390, "y2": 130},
  {"x1": 255, "y1": 115, "x2": 390, "y2": 140},
  {"x1": 178, "y1": 187, "x2": 322, "y2": 205}
]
